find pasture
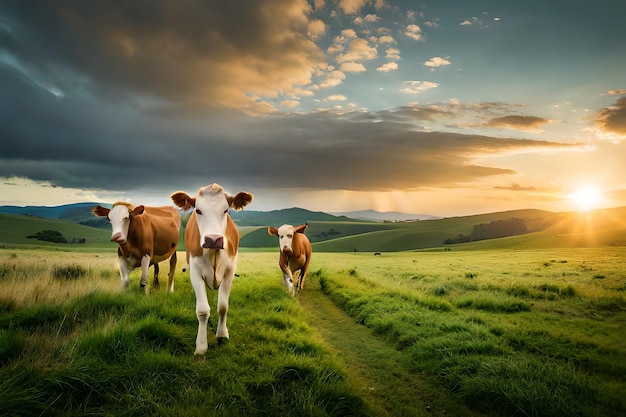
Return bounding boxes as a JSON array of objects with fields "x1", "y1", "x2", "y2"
[{"x1": 0, "y1": 247, "x2": 625, "y2": 416}]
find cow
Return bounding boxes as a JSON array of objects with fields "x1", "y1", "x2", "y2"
[
  {"x1": 267, "y1": 223, "x2": 312, "y2": 296},
  {"x1": 170, "y1": 183, "x2": 253, "y2": 354},
  {"x1": 92, "y1": 202, "x2": 180, "y2": 292}
]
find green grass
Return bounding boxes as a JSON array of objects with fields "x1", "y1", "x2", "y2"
[
  {"x1": 1, "y1": 246, "x2": 625, "y2": 416},
  {"x1": 0, "y1": 214, "x2": 114, "y2": 251},
  {"x1": 0, "y1": 249, "x2": 367, "y2": 417},
  {"x1": 315, "y1": 249, "x2": 626, "y2": 417}
]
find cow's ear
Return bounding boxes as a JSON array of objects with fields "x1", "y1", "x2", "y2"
[
  {"x1": 92, "y1": 205, "x2": 110, "y2": 217},
  {"x1": 268, "y1": 227, "x2": 278, "y2": 236},
  {"x1": 131, "y1": 205, "x2": 145, "y2": 216},
  {"x1": 294, "y1": 224, "x2": 308, "y2": 234},
  {"x1": 229, "y1": 192, "x2": 253, "y2": 211},
  {"x1": 171, "y1": 192, "x2": 195, "y2": 210}
]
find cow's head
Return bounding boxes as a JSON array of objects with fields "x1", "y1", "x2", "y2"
[
  {"x1": 92, "y1": 202, "x2": 145, "y2": 244},
  {"x1": 268, "y1": 224, "x2": 307, "y2": 256},
  {"x1": 171, "y1": 183, "x2": 253, "y2": 250}
]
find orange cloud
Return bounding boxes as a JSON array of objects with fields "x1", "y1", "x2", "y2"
[
  {"x1": 485, "y1": 115, "x2": 551, "y2": 131},
  {"x1": 593, "y1": 96, "x2": 626, "y2": 136}
]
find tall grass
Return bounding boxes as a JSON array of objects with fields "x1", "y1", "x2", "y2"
[
  {"x1": 2, "y1": 248, "x2": 625, "y2": 416},
  {"x1": 315, "y1": 249, "x2": 626, "y2": 417},
  {"x1": 0, "y1": 250, "x2": 368, "y2": 416}
]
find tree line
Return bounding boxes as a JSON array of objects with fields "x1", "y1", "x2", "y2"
[
  {"x1": 443, "y1": 217, "x2": 528, "y2": 245},
  {"x1": 27, "y1": 230, "x2": 86, "y2": 244}
]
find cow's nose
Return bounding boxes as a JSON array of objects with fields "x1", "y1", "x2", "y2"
[
  {"x1": 203, "y1": 234, "x2": 224, "y2": 249},
  {"x1": 282, "y1": 246, "x2": 293, "y2": 255},
  {"x1": 111, "y1": 232, "x2": 126, "y2": 244}
]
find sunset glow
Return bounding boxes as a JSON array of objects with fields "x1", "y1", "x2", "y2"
[
  {"x1": 0, "y1": 1, "x2": 625, "y2": 215},
  {"x1": 569, "y1": 185, "x2": 605, "y2": 212}
]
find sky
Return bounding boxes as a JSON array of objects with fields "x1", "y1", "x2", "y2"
[{"x1": 1, "y1": 0, "x2": 625, "y2": 217}]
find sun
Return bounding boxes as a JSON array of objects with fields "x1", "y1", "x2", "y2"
[{"x1": 568, "y1": 185, "x2": 605, "y2": 211}]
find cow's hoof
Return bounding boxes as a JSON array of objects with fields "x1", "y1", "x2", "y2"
[
  {"x1": 217, "y1": 337, "x2": 230, "y2": 346},
  {"x1": 140, "y1": 283, "x2": 146, "y2": 289}
]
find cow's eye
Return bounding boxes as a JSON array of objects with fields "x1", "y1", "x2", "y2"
[
  {"x1": 224, "y1": 208, "x2": 229, "y2": 214},
  {"x1": 196, "y1": 209, "x2": 203, "y2": 215},
  {"x1": 287, "y1": 234, "x2": 293, "y2": 239}
]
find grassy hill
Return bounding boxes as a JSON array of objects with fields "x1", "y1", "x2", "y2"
[
  {"x1": 230, "y1": 207, "x2": 354, "y2": 226},
  {"x1": 309, "y1": 209, "x2": 561, "y2": 252},
  {"x1": 3, "y1": 206, "x2": 625, "y2": 252},
  {"x1": 446, "y1": 207, "x2": 626, "y2": 251},
  {"x1": 0, "y1": 214, "x2": 114, "y2": 251}
]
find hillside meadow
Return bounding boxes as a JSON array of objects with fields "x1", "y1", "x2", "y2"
[{"x1": 1, "y1": 245, "x2": 625, "y2": 416}]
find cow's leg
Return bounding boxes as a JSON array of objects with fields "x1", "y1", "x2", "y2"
[
  {"x1": 216, "y1": 273, "x2": 233, "y2": 344},
  {"x1": 294, "y1": 270, "x2": 304, "y2": 293},
  {"x1": 118, "y1": 257, "x2": 131, "y2": 288},
  {"x1": 153, "y1": 263, "x2": 160, "y2": 288},
  {"x1": 167, "y1": 252, "x2": 177, "y2": 293},
  {"x1": 139, "y1": 254, "x2": 150, "y2": 289},
  {"x1": 190, "y1": 263, "x2": 210, "y2": 354},
  {"x1": 298, "y1": 260, "x2": 311, "y2": 292},
  {"x1": 280, "y1": 265, "x2": 294, "y2": 295}
]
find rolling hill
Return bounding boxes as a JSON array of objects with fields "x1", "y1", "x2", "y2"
[
  {"x1": 0, "y1": 213, "x2": 114, "y2": 250},
  {"x1": 1, "y1": 203, "x2": 625, "y2": 252}
]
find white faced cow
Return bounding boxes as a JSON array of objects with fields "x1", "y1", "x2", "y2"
[
  {"x1": 268, "y1": 224, "x2": 312, "y2": 296},
  {"x1": 92, "y1": 202, "x2": 180, "y2": 292},
  {"x1": 170, "y1": 183, "x2": 253, "y2": 354}
]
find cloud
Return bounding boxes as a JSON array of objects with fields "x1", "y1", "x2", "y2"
[
  {"x1": 0, "y1": 69, "x2": 583, "y2": 196},
  {"x1": 325, "y1": 94, "x2": 348, "y2": 102},
  {"x1": 308, "y1": 19, "x2": 326, "y2": 40},
  {"x1": 317, "y1": 69, "x2": 346, "y2": 89},
  {"x1": 494, "y1": 183, "x2": 537, "y2": 191},
  {"x1": 339, "y1": 0, "x2": 366, "y2": 14},
  {"x1": 280, "y1": 99, "x2": 301, "y2": 108},
  {"x1": 0, "y1": 0, "x2": 326, "y2": 114},
  {"x1": 385, "y1": 48, "x2": 401, "y2": 60},
  {"x1": 485, "y1": 115, "x2": 551, "y2": 131},
  {"x1": 336, "y1": 38, "x2": 378, "y2": 63},
  {"x1": 378, "y1": 35, "x2": 396, "y2": 44},
  {"x1": 340, "y1": 62, "x2": 366, "y2": 73},
  {"x1": 424, "y1": 57, "x2": 451, "y2": 69},
  {"x1": 592, "y1": 96, "x2": 626, "y2": 136},
  {"x1": 354, "y1": 14, "x2": 380, "y2": 25},
  {"x1": 405, "y1": 25, "x2": 424, "y2": 41},
  {"x1": 400, "y1": 81, "x2": 438, "y2": 95},
  {"x1": 377, "y1": 62, "x2": 398, "y2": 72}
]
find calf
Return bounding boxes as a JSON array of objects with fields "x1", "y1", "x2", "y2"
[
  {"x1": 92, "y1": 203, "x2": 180, "y2": 292},
  {"x1": 268, "y1": 224, "x2": 312, "y2": 296},
  {"x1": 171, "y1": 183, "x2": 253, "y2": 354}
]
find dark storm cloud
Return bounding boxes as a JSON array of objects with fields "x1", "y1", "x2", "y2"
[
  {"x1": 0, "y1": 65, "x2": 580, "y2": 194},
  {"x1": 0, "y1": 0, "x2": 586, "y2": 198},
  {"x1": 0, "y1": 0, "x2": 322, "y2": 108}
]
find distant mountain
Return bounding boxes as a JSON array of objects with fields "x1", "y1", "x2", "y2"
[
  {"x1": 0, "y1": 202, "x2": 102, "y2": 219},
  {"x1": 228, "y1": 207, "x2": 354, "y2": 226},
  {"x1": 331, "y1": 209, "x2": 440, "y2": 222},
  {"x1": 0, "y1": 202, "x2": 110, "y2": 228},
  {"x1": 0, "y1": 203, "x2": 356, "y2": 229},
  {"x1": 3, "y1": 204, "x2": 625, "y2": 251}
]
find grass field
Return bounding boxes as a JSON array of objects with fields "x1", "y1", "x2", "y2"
[{"x1": 1, "y1": 246, "x2": 625, "y2": 416}]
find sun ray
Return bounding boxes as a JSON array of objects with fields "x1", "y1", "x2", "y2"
[{"x1": 568, "y1": 185, "x2": 606, "y2": 212}]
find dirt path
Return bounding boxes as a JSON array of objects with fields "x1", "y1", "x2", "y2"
[{"x1": 298, "y1": 276, "x2": 459, "y2": 417}]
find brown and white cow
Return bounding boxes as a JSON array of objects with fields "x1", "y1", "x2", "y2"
[
  {"x1": 170, "y1": 183, "x2": 253, "y2": 354},
  {"x1": 268, "y1": 223, "x2": 312, "y2": 296},
  {"x1": 92, "y1": 202, "x2": 180, "y2": 292}
]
